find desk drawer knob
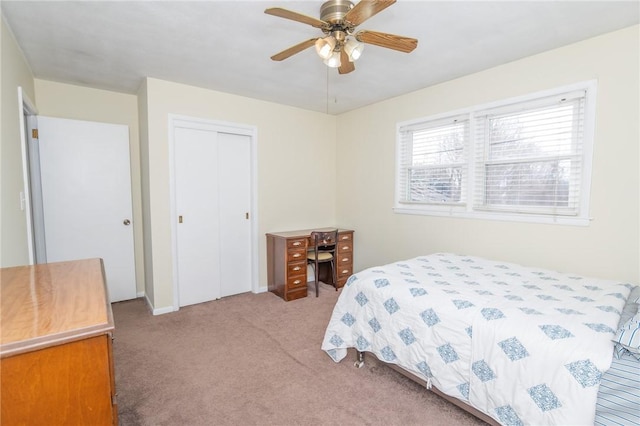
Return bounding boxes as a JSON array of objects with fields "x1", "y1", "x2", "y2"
[
  {"x1": 342, "y1": 269, "x2": 349, "y2": 274},
  {"x1": 293, "y1": 241, "x2": 301, "y2": 246},
  {"x1": 293, "y1": 280, "x2": 301, "y2": 285},
  {"x1": 293, "y1": 266, "x2": 301, "y2": 271},
  {"x1": 293, "y1": 253, "x2": 301, "y2": 258},
  {"x1": 342, "y1": 258, "x2": 349, "y2": 262}
]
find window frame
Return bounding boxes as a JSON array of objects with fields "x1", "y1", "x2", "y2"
[{"x1": 394, "y1": 80, "x2": 597, "y2": 226}]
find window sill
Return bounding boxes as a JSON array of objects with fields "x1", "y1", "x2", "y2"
[{"x1": 393, "y1": 206, "x2": 591, "y2": 226}]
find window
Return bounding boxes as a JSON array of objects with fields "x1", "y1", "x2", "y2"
[
  {"x1": 398, "y1": 116, "x2": 468, "y2": 204},
  {"x1": 395, "y1": 81, "x2": 596, "y2": 225}
]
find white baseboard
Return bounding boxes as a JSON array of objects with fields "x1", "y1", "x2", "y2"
[
  {"x1": 153, "y1": 305, "x2": 175, "y2": 315},
  {"x1": 144, "y1": 293, "x2": 175, "y2": 315},
  {"x1": 144, "y1": 288, "x2": 269, "y2": 314}
]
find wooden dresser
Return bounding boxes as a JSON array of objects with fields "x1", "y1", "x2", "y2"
[
  {"x1": 266, "y1": 228, "x2": 354, "y2": 301},
  {"x1": 0, "y1": 259, "x2": 118, "y2": 425}
]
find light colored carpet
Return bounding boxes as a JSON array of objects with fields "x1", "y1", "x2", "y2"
[{"x1": 112, "y1": 282, "x2": 487, "y2": 425}]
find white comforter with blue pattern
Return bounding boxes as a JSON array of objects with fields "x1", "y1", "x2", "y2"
[{"x1": 322, "y1": 253, "x2": 633, "y2": 425}]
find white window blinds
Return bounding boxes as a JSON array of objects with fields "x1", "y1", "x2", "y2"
[
  {"x1": 395, "y1": 81, "x2": 596, "y2": 225},
  {"x1": 398, "y1": 116, "x2": 469, "y2": 205},
  {"x1": 473, "y1": 91, "x2": 586, "y2": 216}
]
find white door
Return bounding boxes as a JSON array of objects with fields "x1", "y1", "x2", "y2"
[
  {"x1": 173, "y1": 125, "x2": 252, "y2": 307},
  {"x1": 37, "y1": 116, "x2": 137, "y2": 302},
  {"x1": 174, "y1": 127, "x2": 220, "y2": 306},
  {"x1": 217, "y1": 132, "x2": 252, "y2": 298}
]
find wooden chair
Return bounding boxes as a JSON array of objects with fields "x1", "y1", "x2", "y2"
[{"x1": 307, "y1": 229, "x2": 338, "y2": 297}]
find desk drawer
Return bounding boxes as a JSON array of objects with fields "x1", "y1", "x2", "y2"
[
  {"x1": 337, "y1": 253, "x2": 352, "y2": 266},
  {"x1": 338, "y1": 232, "x2": 353, "y2": 243},
  {"x1": 287, "y1": 238, "x2": 306, "y2": 250},
  {"x1": 287, "y1": 248, "x2": 306, "y2": 262},
  {"x1": 337, "y1": 241, "x2": 353, "y2": 254},
  {"x1": 287, "y1": 275, "x2": 307, "y2": 289},
  {"x1": 287, "y1": 261, "x2": 306, "y2": 277},
  {"x1": 336, "y1": 266, "x2": 352, "y2": 288},
  {"x1": 338, "y1": 265, "x2": 352, "y2": 279}
]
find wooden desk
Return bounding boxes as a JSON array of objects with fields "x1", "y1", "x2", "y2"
[
  {"x1": 266, "y1": 228, "x2": 354, "y2": 301},
  {"x1": 0, "y1": 259, "x2": 118, "y2": 425}
]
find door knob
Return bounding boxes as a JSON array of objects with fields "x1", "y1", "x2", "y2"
[{"x1": 123, "y1": 219, "x2": 131, "y2": 226}]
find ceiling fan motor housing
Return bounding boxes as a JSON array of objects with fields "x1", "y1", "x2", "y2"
[{"x1": 320, "y1": 0, "x2": 354, "y2": 24}]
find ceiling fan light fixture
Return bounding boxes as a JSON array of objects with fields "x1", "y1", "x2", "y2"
[
  {"x1": 315, "y1": 36, "x2": 336, "y2": 59},
  {"x1": 344, "y1": 38, "x2": 364, "y2": 62},
  {"x1": 323, "y1": 51, "x2": 342, "y2": 68}
]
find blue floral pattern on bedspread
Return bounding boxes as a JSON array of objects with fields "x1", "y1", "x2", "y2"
[{"x1": 321, "y1": 253, "x2": 632, "y2": 425}]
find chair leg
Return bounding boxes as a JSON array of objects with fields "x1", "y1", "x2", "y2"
[
  {"x1": 315, "y1": 260, "x2": 320, "y2": 297},
  {"x1": 332, "y1": 259, "x2": 337, "y2": 291}
]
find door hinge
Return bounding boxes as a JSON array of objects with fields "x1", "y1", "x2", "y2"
[{"x1": 32, "y1": 129, "x2": 39, "y2": 139}]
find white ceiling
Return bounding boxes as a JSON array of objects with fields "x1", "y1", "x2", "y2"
[{"x1": 2, "y1": 1, "x2": 638, "y2": 115}]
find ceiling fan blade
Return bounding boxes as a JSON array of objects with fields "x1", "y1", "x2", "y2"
[
  {"x1": 344, "y1": 0, "x2": 396, "y2": 27},
  {"x1": 355, "y1": 30, "x2": 418, "y2": 53},
  {"x1": 338, "y1": 50, "x2": 355, "y2": 74},
  {"x1": 270, "y1": 38, "x2": 318, "y2": 61},
  {"x1": 265, "y1": 7, "x2": 327, "y2": 29}
]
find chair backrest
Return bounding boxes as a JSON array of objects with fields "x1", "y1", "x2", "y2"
[{"x1": 309, "y1": 229, "x2": 338, "y2": 255}]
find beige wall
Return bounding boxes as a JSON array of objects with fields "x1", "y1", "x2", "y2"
[
  {"x1": 143, "y1": 77, "x2": 336, "y2": 310},
  {"x1": 33, "y1": 79, "x2": 145, "y2": 294},
  {"x1": 1, "y1": 17, "x2": 35, "y2": 267},
  {"x1": 336, "y1": 25, "x2": 639, "y2": 283}
]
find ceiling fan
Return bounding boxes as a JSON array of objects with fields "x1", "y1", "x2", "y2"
[{"x1": 265, "y1": 0, "x2": 418, "y2": 75}]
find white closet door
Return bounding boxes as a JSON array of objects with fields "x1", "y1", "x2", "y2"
[
  {"x1": 173, "y1": 125, "x2": 252, "y2": 307},
  {"x1": 174, "y1": 127, "x2": 221, "y2": 306},
  {"x1": 37, "y1": 116, "x2": 136, "y2": 302},
  {"x1": 218, "y1": 132, "x2": 251, "y2": 298}
]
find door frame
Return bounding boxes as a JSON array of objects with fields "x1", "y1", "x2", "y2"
[
  {"x1": 18, "y1": 87, "x2": 44, "y2": 265},
  {"x1": 168, "y1": 114, "x2": 258, "y2": 311}
]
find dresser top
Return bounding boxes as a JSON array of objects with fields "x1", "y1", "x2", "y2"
[{"x1": 0, "y1": 258, "x2": 114, "y2": 358}]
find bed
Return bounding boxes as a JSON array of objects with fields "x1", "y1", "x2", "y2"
[{"x1": 321, "y1": 253, "x2": 639, "y2": 425}]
